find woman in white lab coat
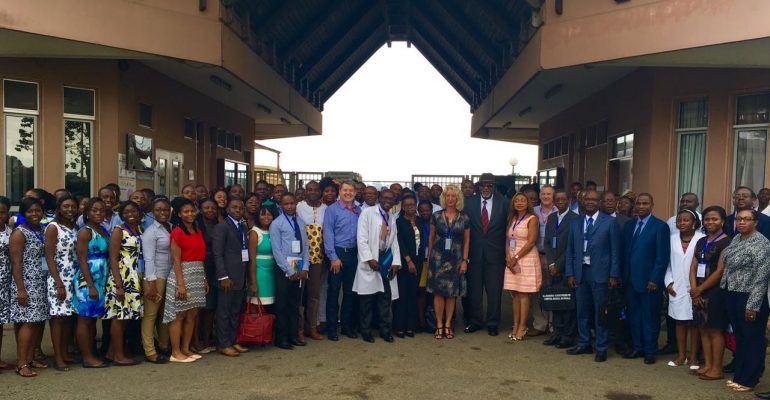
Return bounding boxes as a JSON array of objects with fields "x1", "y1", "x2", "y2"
[{"x1": 664, "y1": 209, "x2": 704, "y2": 367}]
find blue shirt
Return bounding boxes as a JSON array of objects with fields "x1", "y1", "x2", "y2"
[
  {"x1": 141, "y1": 213, "x2": 156, "y2": 232},
  {"x1": 634, "y1": 214, "x2": 653, "y2": 236},
  {"x1": 77, "y1": 212, "x2": 123, "y2": 233},
  {"x1": 323, "y1": 201, "x2": 361, "y2": 261},
  {"x1": 142, "y1": 221, "x2": 172, "y2": 281},
  {"x1": 269, "y1": 212, "x2": 310, "y2": 277}
]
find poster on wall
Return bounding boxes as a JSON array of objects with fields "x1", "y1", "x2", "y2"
[{"x1": 118, "y1": 153, "x2": 137, "y2": 201}]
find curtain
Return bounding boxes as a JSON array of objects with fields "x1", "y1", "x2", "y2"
[
  {"x1": 735, "y1": 129, "x2": 767, "y2": 191},
  {"x1": 677, "y1": 132, "x2": 706, "y2": 202}
]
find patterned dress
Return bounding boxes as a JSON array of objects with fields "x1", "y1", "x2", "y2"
[
  {"x1": 73, "y1": 226, "x2": 110, "y2": 318},
  {"x1": 46, "y1": 222, "x2": 77, "y2": 316},
  {"x1": 504, "y1": 215, "x2": 542, "y2": 293},
  {"x1": 252, "y1": 227, "x2": 276, "y2": 304},
  {"x1": 104, "y1": 226, "x2": 144, "y2": 320},
  {"x1": 427, "y1": 210, "x2": 469, "y2": 297},
  {"x1": 10, "y1": 225, "x2": 49, "y2": 322},
  {"x1": 0, "y1": 226, "x2": 11, "y2": 323}
]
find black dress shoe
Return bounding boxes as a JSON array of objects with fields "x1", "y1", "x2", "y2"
[
  {"x1": 543, "y1": 335, "x2": 561, "y2": 346},
  {"x1": 487, "y1": 327, "x2": 499, "y2": 337},
  {"x1": 754, "y1": 390, "x2": 770, "y2": 399},
  {"x1": 556, "y1": 340, "x2": 575, "y2": 349},
  {"x1": 289, "y1": 339, "x2": 307, "y2": 347},
  {"x1": 723, "y1": 358, "x2": 735, "y2": 373},
  {"x1": 276, "y1": 341, "x2": 294, "y2": 350},
  {"x1": 405, "y1": 331, "x2": 415, "y2": 338},
  {"x1": 623, "y1": 350, "x2": 642, "y2": 359},
  {"x1": 567, "y1": 346, "x2": 593, "y2": 355},
  {"x1": 361, "y1": 332, "x2": 375, "y2": 343},
  {"x1": 328, "y1": 332, "x2": 339, "y2": 341},
  {"x1": 381, "y1": 334, "x2": 394, "y2": 343},
  {"x1": 342, "y1": 328, "x2": 359, "y2": 339},
  {"x1": 595, "y1": 351, "x2": 607, "y2": 362},
  {"x1": 644, "y1": 355, "x2": 656, "y2": 364},
  {"x1": 394, "y1": 331, "x2": 405, "y2": 338},
  {"x1": 464, "y1": 324, "x2": 481, "y2": 333}
]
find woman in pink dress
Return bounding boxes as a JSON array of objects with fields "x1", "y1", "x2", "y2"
[{"x1": 504, "y1": 192, "x2": 541, "y2": 341}]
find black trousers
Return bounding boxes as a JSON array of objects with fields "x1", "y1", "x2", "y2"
[
  {"x1": 326, "y1": 248, "x2": 359, "y2": 332},
  {"x1": 216, "y1": 287, "x2": 244, "y2": 348},
  {"x1": 359, "y1": 277, "x2": 393, "y2": 336},
  {"x1": 550, "y1": 275, "x2": 577, "y2": 341},
  {"x1": 393, "y1": 267, "x2": 418, "y2": 332},
  {"x1": 274, "y1": 268, "x2": 302, "y2": 344},
  {"x1": 466, "y1": 255, "x2": 505, "y2": 328},
  {"x1": 726, "y1": 290, "x2": 769, "y2": 387}
]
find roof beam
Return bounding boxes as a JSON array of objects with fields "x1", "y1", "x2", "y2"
[
  {"x1": 410, "y1": 30, "x2": 475, "y2": 105},
  {"x1": 428, "y1": 0, "x2": 503, "y2": 66},
  {"x1": 458, "y1": 0, "x2": 519, "y2": 42},
  {"x1": 277, "y1": 0, "x2": 338, "y2": 61},
  {"x1": 309, "y1": 18, "x2": 385, "y2": 92},
  {"x1": 296, "y1": 2, "x2": 376, "y2": 78},
  {"x1": 411, "y1": 4, "x2": 487, "y2": 83},
  {"x1": 252, "y1": 0, "x2": 298, "y2": 38}
]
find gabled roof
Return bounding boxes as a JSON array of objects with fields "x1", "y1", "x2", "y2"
[{"x1": 224, "y1": 0, "x2": 533, "y2": 111}]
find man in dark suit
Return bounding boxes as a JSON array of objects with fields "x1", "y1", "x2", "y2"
[
  {"x1": 724, "y1": 186, "x2": 770, "y2": 239},
  {"x1": 543, "y1": 190, "x2": 579, "y2": 349},
  {"x1": 464, "y1": 173, "x2": 510, "y2": 336},
  {"x1": 621, "y1": 193, "x2": 670, "y2": 365},
  {"x1": 213, "y1": 198, "x2": 250, "y2": 357},
  {"x1": 565, "y1": 190, "x2": 620, "y2": 362}
]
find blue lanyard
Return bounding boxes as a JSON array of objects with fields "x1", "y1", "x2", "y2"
[
  {"x1": 701, "y1": 232, "x2": 724, "y2": 263},
  {"x1": 283, "y1": 213, "x2": 299, "y2": 234},
  {"x1": 555, "y1": 213, "x2": 565, "y2": 231},
  {"x1": 379, "y1": 208, "x2": 391, "y2": 236},
  {"x1": 24, "y1": 223, "x2": 44, "y2": 246},
  {"x1": 511, "y1": 214, "x2": 526, "y2": 232}
]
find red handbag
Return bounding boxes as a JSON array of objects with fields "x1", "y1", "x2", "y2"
[{"x1": 236, "y1": 299, "x2": 275, "y2": 346}]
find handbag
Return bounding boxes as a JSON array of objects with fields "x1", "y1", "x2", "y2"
[
  {"x1": 539, "y1": 284, "x2": 576, "y2": 311},
  {"x1": 599, "y1": 288, "x2": 627, "y2": 329},
  {"x1": 378, "y1": 249, "x2": 393, "y2": 280},
  {"x1": 236, "y1": 298, "x2": 275, "y2": 346}
]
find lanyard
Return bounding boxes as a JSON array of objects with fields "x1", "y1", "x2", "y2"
[
  {"x1": 538, "y1": 206, "x2": 553, "y2": 225},
  {"x1": 24, "y1": 223, "x2": 44, "y2": 246},
  {"x1": 511, "y1": 213, "x2": 526, "y2": 232},
  {"x1": 555, "y1": 213, "x2": 565, "y2": 231},
  {"x1": 444, "y1": 211, "x2": 456, "y2": 238},
  {"x1": 283, "y1": 213, "x2": 299, "y2": 234},
  {"x1": 701, "y1": 232, "x2": 724, "y2": 262},
  {"x1": 122, "y1": 223, "x2": 143, "y2": 256},
  {"x1": 228, "y1": 215, "x2": 246, "y2": 248},
  {"x1": 379, "y1": 208, "x2": 390, "y2": 228},
  {"x1": 339, "y1": 200, "x2": 359, "y2": 216}
]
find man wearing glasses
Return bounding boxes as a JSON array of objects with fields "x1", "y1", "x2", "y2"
[
  {"x1": 464, "y1": 173, "x2": 510, "y2": 336},
  {"x1": 724, "y1": 187, "x2": 770, "y2": 239}
]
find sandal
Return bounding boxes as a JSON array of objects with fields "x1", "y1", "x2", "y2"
[
  {"x1": 731, "y1": 383, "x2": 753, "y2": 392},
  {"x1": 16, "y1": 364, "x2": 37, "y2": 378},
  {"x1": 29, "y1": 360, "x2": 48, "y2": 369},
  {"x1": 434, "y1": 328, "x2": 444, "y2": 340},
  {"x1": 445, "y1": 326, "x2": 455, "y2": 340}
]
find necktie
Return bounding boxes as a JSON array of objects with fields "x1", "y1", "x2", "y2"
[
  {"x1": 482, "y1": 200, "x2": 489, "y2": 234},
  {"x1": 632, "y1": 220, "x2": 643, "y2": 240},
  {"x1": 292, "y1": 216, "x2": 302, "y2": 246},
  {"x1": 585, "y1": 216, "x2": 594, "y2": 244}
]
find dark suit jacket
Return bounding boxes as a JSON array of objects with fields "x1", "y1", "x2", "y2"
[
  {"x1": 212, "y1": 218, "x2": 248, "y2": 290},
  {"x1": 544, "y1": 211, "x2": 579, "y2": 274},
  {"x1": 396, "y1": 215, "x2": 424, "y2": 266},
  {"x1": 622, "y1": 215, "x2": 670, "y2": 293},
  {"x1": 724, "y1": 212, "x2": 770, "y2": 239},
  {"x1": 565, "y1": 212, "x2": 621, "y2": 284},
  {"x1": 466, "y1": 193, "x2": 510, "y2": 266},
  {"x1": 615, "y1": 213, "x2": 630, "y2": 230}
]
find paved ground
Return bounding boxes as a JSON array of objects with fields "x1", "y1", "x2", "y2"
[{"x1": 0, "y1": 322, "x2": 759, "y2": 400}]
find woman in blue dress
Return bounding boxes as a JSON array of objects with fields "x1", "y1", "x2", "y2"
[
  {"x1": 0, "y1": 196, "x2": 13, "y2": 371},
  {"x1": 73, "y1": 198, "x2": 110, "y2": 368}
]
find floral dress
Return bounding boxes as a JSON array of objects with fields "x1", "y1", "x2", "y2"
[
  {"x1": 10, "y1": 225, "x2": 49, "y2": 322},
  {"x1": 427, "y1": 210, "x2": 469, "y2": 297},
  {"x1": 46, "y1": 222, "x2": 77, "y2": 316},
  {"x1": 73, "y1": 226, "x2": 109, "y2": 318},
  {"x1": 104, "y1": 226, "x2": 144, "y2": 320},
  {"x1": 0, "y1": 226, "x2": 11, "y2": 323}
]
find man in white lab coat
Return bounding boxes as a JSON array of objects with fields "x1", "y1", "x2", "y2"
[{"x1": 353, "y1": 189, "x2": 401, "y2": 343}]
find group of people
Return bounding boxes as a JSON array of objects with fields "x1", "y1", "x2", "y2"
[{"x1": 1, "y1": 175, "x2": 770, "y2": 396}]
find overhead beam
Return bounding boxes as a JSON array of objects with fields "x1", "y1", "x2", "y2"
[
  {"x1": 296, "y1": 2, "x2": 375, "y2": 78},
  {"x1": 428, "y1": 0, "x2": 502, "y2": 66},
  {"x1": 410, "y1": 31, "x2": 475, "y2": 105},
  {"x1": 309, "y1": 18, "x2": 385, "y2": 92},
  {"x1": 460, "y1": 0, "x2": 520, "y2": 42},
  {"x1": 252, "y1": 0, "x2": 297, "y2": 38},
  {"x1": 277, "y1": 0, "x2": 338, "y2": 61}
]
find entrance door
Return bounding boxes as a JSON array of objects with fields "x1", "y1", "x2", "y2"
[{"x1": 155, "y1": 149, "x2": 184, "y2": 197}]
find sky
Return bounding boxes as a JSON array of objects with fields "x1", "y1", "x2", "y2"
[{"x1": 258, "y1": 43, "x2": 537, "y2": 183}]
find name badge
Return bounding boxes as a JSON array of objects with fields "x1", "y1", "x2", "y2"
[
  {"x1": 444, "y1": 239, "x2": 452, "y2": 251},
  {"x1": 509, "y1": 239, "x2": 516, "y2": 249},
  {"x1": 292, "y1": 240, "x2": 301, "y2": 254},
  {"x1": 137, "y1": 258, "x2": 145, "y2": 274},
  {"x1": 41, "y1": 257, "x2": 49, "y2": 273},
  {"x1": 696, "y1": 263, "x2": 706, "y2": 278},
  {"x1": 241, "y1": 248, "x2": 249, "y2": 262},
  {"x1": 551, "y1": 237, "x2": 557, "y2": 249}
]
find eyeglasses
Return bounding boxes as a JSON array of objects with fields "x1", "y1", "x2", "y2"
[
  {"x1": 480, "y1": 184, "x2": 494, "y2": 188},
  {"x1": 736, "y1": 217, "x2": 756, "y2": 222},
  {"x1": 733, "y1": 195, "x2": 751, "y2": 200}
]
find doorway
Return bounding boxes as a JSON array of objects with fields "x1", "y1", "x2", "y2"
[{"x1": 155, "y1": 149, "x2": 184, "y2": 197}]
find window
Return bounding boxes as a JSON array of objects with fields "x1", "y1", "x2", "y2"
[
  {"x1": 676, "y1": 99, "x2": 707, "y2": 205},
  {"x1": 609, "y1": 131, "x2": 634, "y2": 194},
  {"x1": 226, "y1": 132, "x2": 235, "y2": 150},
  {"x1": 63, "y1": 87, "x2": 95, "y2": 197},
  {"x1": 611, "y1": 133, "x2": 634, "y2": 159},
  {"x1": 234, "y1": 134, "x2": 242, "y2": 152},
  {"x1": 3, "y1": 79, "x2": 38, "y2": 202},
  {"x1": 139, "y1": 103, "x2": 153, "y2": 128},
  {"x1": 735, "y1": 93, "x2": 770, "y2": 190},
  {"x1": 183, "y1": 118, "x2": 196, "y2": 140},
  {"x1": 220, "y1": 159, "x2": 249, "y2": 188},
  {"x1": 217, "y1": 130, "x2": 227, "y2": 147},
  {"x1": 541, "y1": 135, "x2": 568, "y2": 160}
]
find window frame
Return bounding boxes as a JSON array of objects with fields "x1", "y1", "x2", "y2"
[
  {"x1": 733, "y1": 92, "x2": 770, "y2": 189},
  {"x1": 2, "y1": 79, "x2": 39, "y2": 115},
  {"x1": 674, "y1": 98, "x2": 708, "y2": 209}
]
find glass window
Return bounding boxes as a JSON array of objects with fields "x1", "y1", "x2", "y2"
[
  {"x1": 3, "y1": 80, "x2": 38, "y2": 112},
  {"x1": 139, "y1": 103, "x2": 153, "y2": 128},
  {"x1": 184, "y1": 118, "x2": 195, "y2": 140},
  {"x1": 734, "y1": 129, "x2": 767, "y2": 191},
  {"x1": 234, "y1": 134, "x2": 242, "y2": 152},
  {"x1": 679, "y1": 99, "x2": 708, "y2": 129},
  {"x1": 217, "y1": 130, "x2": 227, "y2": 147},
  {"x1": 224, "y1": 160, "x2": 236, "y2": 187},
  {"x1": 157, "y1": 158, "x2": 167, "y2": 196},
  {"x1": 676, "y1": 99, "x2": 708, "y2": 205},
  {"x1": 5, "y1": 115, "x2": 36, "y2": 202},
  {"x1": 736, "y1": 93, "x2": 770, "y2": 125},
  {"x1": 226, "y1": 132, "x2": 235, "y2": 149},
  {"x1": 64, "y1": 120, "x2": 92, "y2": 197},
  {"x1": 612, "y1": 133, "x2": 634, "y2": 159},
  {"x1": 237, "y1": 163, "x2": 248, "y2": 184},
  {"x1": 63, "y1": 87, "x2": 94, "y2": 118},
  {"x1": 172, "y1": 160, "x2": 181, "y2": 195}
]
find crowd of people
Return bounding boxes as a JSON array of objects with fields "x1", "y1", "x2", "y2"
[{"x1": 1, "y1": 175, "x2": 770, "y2": 396}]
